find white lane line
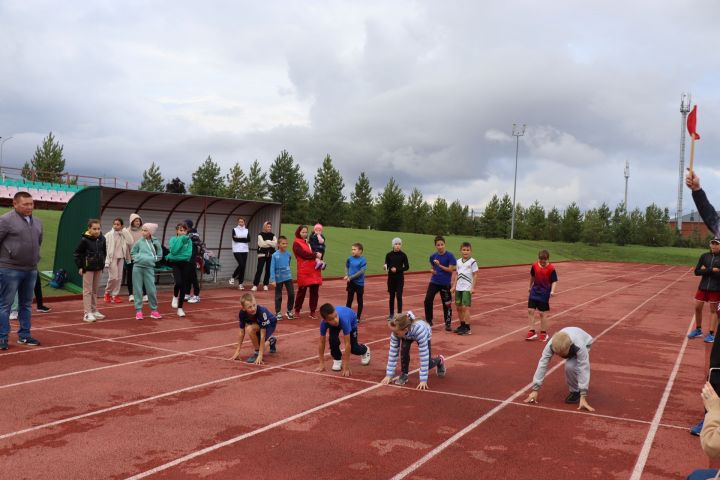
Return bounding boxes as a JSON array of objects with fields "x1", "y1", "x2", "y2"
[
  {"x1": 629, "y1": 316, "x2": 696, "y2": 480},
  {"x1": 390, "y1": 266, "x2": 690, "y2": 480}
]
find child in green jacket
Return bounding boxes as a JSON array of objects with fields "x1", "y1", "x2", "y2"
[
  {"x1": 130, "y1": 223, "x2": 163, "y2": 320},
  {"x1": 166, "y1": 223, "x2": 193, "y2": 317}
]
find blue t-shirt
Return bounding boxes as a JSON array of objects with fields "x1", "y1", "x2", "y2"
[
  {"x1": 319, "y1": 306, "x2": 358, "y2": 336},
  {"x1": 270, "y1": 250, "x2": 292, "y2": 283},
  {"x1": 239, "y1": 305, "x2": 277, "y2": 334},
  {"x1": 346, "y1": 255, "x2": 367, "y2": 286},
  {"x1": 429, "y1": 251, "x2": 457, "y2": 286}
]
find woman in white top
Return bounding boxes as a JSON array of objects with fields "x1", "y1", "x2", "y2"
[{"x1": 230, "y1": 217, "x2": 250, "y2": 289}]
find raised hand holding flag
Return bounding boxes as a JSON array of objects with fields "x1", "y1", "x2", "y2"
[{"x1": 687, "y1": 105, "x2": 700, "y2": 172}]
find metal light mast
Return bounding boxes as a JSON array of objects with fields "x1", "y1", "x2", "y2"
[
  {"x1": 510, "y1": 123, "x2": 526, "y2": 240},
  {"x1": 677, "y1": 93, "x2": 691, "y2": 230},
  {"x1": 624, "y1": 160, "x2": 629, "y2": 211}
]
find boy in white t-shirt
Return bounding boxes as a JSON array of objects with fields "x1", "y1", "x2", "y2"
[{"x1": 451, "y1": 242, "x2": 478, "y2": 335}]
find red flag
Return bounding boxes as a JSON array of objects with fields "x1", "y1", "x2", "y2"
[{"x1": 688, "y1": 105, "x2": 701, "y2": 140}]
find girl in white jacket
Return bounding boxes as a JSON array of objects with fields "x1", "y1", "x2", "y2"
[{"x1": 103, "y1": 218, "x2": 133, "y2": 303}]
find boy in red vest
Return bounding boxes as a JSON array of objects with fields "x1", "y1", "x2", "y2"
[{"x1": 525, "y1": 250, "x2": 558, "y2": 342}]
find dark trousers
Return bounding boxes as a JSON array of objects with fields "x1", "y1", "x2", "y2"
[
  {"x1": 170, "y1": 261, "x2": 194, "y2": 308},
  {"x1": 294, "y1": 284, "x2": 320, "y2": 314},
  {"x1": 34, "y1": 273, "x2": 44, "y2": 307},
  {"x1": 400, "y1": 338, "x2": 440, "y2": 375},
  {"x1": 424, "y1": 282, "x2": 452, "y2": 327},
  {"x1": 232, "y1": 252, "x2": 248, "y2": 282},
  {"x1": 328, "y1": 327, "x2": 367, "y2": 360},
  {"x1": 124, "y1": 262, "x2": 146, "y2": 296},
  {"x1": 185, "y1": 260, "x2": 200, "y2": 296},
  {"x1": 346, "y1": 282, "x2": 364, "y2": 319},
  {"x1": 275, "y1": 280, "x2": 295, "y2": 313},
  {"x1": 388, "y1": 276, "x2": 404, "y2": 316},
  {"x1": 254, "y1": 255, "x2": 271, "y2": 286}
]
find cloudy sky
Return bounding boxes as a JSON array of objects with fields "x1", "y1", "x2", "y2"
[{"x1": 1, "y1": 0, "x2": 719, "y2": 216}]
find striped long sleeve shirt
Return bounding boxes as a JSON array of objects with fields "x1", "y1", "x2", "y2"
[{"x1": 385, "y1": 320, "x2": 433, "y2": 383}]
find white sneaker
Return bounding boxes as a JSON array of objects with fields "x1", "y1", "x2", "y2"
[
  {"x1": 187, "y1": 296, "x2": 200, "y2": 304},
  {"x1": 263, "y1": 285, "x2": 269, "y2": 291},
  {"x1": 9, "y1": 311, "x2": 18, "y2": 320},
  {"x1": 142, "y1": 295, "x2": 148, "y2": 303},
  {"x1": 238, "y1": 284, "x2": 245, "y2": 290},
  {"x1": 92, "y1": 311, "x2": 106, "y2": 320},
  {"x1": 171, "y1": 297, "x2": 178, "y2": 308},
  {"x1": 229, "y1": 278, "x2": 235, "y2": 285},
  {"x1": 251, "y1": 286, "x2": 257, "y2": 292},
  {"x1": 276, "y1": 312, "x2": 283, "y2": 320},
  {"x1": 361, "y1": 346, "x2": 371, "y2": 365},
  {"x1": 83, "y1": 313, "x2": 96, "y2": 323},
  {"x1": 128, "y1": 295, "x2": 134, "y2": 302},
  {"x1": 332, "y1": 359, "x2": 342, "y2": 371},
  {"x1": 177, "y1": 308, "x2": 186, "y2": 317},
  {"x1": 184, "y1": 295, "x2": 190, "y2": 301}
]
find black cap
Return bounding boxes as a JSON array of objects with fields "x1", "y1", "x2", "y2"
[{"x1": 711, "y1": 237, "x2": 720, "y2": 245}]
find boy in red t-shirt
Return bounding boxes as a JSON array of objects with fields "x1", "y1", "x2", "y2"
[{"x1": 525, "y1": 250, "x2": 558, "y2": 342}]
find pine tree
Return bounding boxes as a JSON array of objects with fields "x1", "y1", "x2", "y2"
[
  {"x1": 22, "y1": 131, "x2": 66, "y2": 182},
  {"x1": 611, "y1": 203, "x2": 631, "y2": 246},
  {"x1": 512, "y1": 202, "x2": 526, "y2": 239},
  {"x1": 139, "y1": 162, "x2": 164, "y2": 192},
  {"x1": 165, "y1": 177, "x2": 187, "y2": 194},
  {"x1": 561, "y1": 202, "x2": 583, "y2": 242},
  {"x1": 545, "y1": 207, "x2": 562, "y2": 241},
  {"x1": 428, "y1": 197, "x2": 450, "y2": 236},
  {"x1": 596, "y1": 202, "x2": 612, "y2": 243},
  {"x1": 349, "y1": 172, "x2": 375, "y2": 229},
  {"x1": 447, "y1": 200, "x2": 468, "y2": 235},
  {"x1": 311, "y1": 155, "x2": 346, "y2": 226},
  {"x1": 581, "y1": 209, "x2": 604, "y2": 245},
  {"x1": 479, "y1": 195, "x2": 500, "y2": 237},
  {"x1": 224, "y1": 162, "x2": 247, "y2": 199},
  {"x1": 268, "y1": 150, "x2": 309, "y2": 224},
  {"x1": 189, "y1": 156, "x2": 224, "y2": 196},
  {"x1": 525, "y1": 201, "x2": 546, "y2": 240},
  {"x1": 244, "y1": 160, "x2": 268, "y2": 200},
  {"x1": 404, "y1": 188, "x2": 430, "y2": 233},
  {"x1": 497, "y1": 194, "x2": 513, "y2": 238},
  {"x1": 375, "y1": 177, "x2": 405, "y2": 231}
]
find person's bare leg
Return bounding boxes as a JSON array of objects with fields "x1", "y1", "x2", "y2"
[
  {"x1": 710, "y1": 302, "x2": 719, "y2": 333},
  {"x1": 539, "y1": 311, "x2": 548, "y2": 332},
  {"x1": 694, "y1": 299, "x2": 705, "y2": 330}
]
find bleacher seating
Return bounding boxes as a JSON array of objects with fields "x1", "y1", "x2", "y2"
[{"x1": 0, "y1": 178, "x2": 84, "y2": 203}]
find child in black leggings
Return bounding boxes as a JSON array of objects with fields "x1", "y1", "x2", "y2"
[{"x1": 384, "y1": 237, "x2": 409, "y2": 320}]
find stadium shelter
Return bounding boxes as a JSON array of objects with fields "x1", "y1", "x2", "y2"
[{"x1": 52, "y1": 187, "x2": 282, "y2": 291}]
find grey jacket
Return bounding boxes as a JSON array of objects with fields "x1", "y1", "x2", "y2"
[
  {"x1": 532, "y1": 327, "x2": 593, "y2": 395},
  {"x1": 0, "y1": 209, "x2": 43, "y2": 271}
]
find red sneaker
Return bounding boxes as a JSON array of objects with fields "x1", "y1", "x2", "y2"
[
  {"x1": 525, "y1": 330, "x2": 537, "y2": 341},
  {"x1": 538, "y1": 332, "x2": 549, "y2": 342},
  {"x1": 103, "y1": 293, "x2": 112, "y2": 303},
  {"x1": 112, "y1": 296, "x2": 123, "y2": 303}
]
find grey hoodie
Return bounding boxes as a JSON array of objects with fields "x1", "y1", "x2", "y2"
[{"x1": 0, "y1": 209, "x2": 43, "y2": 271}]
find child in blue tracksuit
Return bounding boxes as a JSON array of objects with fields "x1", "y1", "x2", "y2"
[
  {"x1": 269, "y1": 236, "x2": 295, "y2": 320},
  {"x1": 231, "y1": 292, "x2": 277, "y2": 364},
  {"x1": 344, "y1": 243, "x2": 367, "y2": 321}
]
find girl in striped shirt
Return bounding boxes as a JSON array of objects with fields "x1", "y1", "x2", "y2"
[{"x1": 380, "y1": 312, "x2": 446, "y2": 390}]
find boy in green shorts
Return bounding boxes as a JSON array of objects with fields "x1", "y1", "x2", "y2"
[{"x1": 451, "y1": 242, "x2": 478, "y2": 335}]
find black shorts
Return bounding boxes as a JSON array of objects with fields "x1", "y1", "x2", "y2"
[{"x1": 528, "y1": 299, "x2": 550, "y2": 312}]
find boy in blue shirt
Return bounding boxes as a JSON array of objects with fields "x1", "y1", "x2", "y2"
[
  {"x1": 316, "y1": 304, "x2": 371, "y2": 377},
  {"x1": 424, "y1": 235, "x2": 456, "y2": 331},
  {"x1": 344, "y1": 243, "x2": 367, "y2": 322},
  {"x1": 231, "y1": 293, "x2": 277, "y2": 364},
  {"x1": 269, "y1": 236, "x2": 295, "y2": 320}
]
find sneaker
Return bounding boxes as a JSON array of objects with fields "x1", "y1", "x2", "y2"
[
  {"x1": 92, "y1": 311, "x2": 106, "y2": 320},
  {"x1": 321, "y1": 263, "x2": 327, "y2": 270},
  {"x1": 263, "y1": 286, "x2": 268, "y2": 291},
  {"x1": 150, "y1": 311, "x2": 162, "y2": 319},
  {"x1": 83, "y1": 313, "x2": 97, "y2": 323},
  {"x1": 135, "y1": 311, "x2": 144, "y2": 320},
  {"x1": 286, "y1": 311, "x2": 294, "y2": 320},
  {"x1": 690, "y1": 419, "x2": 704, "y2": 436},
  {"x1": 0, "y1": 339, "x2": 7, "y2": 350},
  {"x1": 269, "y1": 336, "x2": 277, "y2": 353},
  {"x1": 387, "y1": 315, "x2": 394, "y2": 321},
  {"x1": 276, "y1": 312, "x2": 283, "y2": 321},
  {"x1": 361, "y1": 346, "x2": 371, "y2": 365},
  {"x1": 238, "y1": 284, "x2": 245, "y2": 290},
  {"x1": 444, "y1": 323, "x2": 452, "y2": 332},
  {"x1": 36, "y1": 305, "x2": 52, "y2": 313},
  {"x1": 331, "y1": 359, "x2": 342, "y2": 371},
  {"x1": 309, "y1": 312, "x2": 317, "y2": 320},
  {"x1": 184, "y1": 295, "x2": 190, "y2": 301},
  {"x1": 453, "y1": 323, "x2": 468, "y2": 334},
  {"x1": 176, "y1": 308, "x2": 185, "y2": 317},
  {"x1": 565, "y1": 391, "x2": 581, "y2": 404},
  {"x1": 187, "y1": 296, "x2": 200, "y2": 304},
  {"x1": 394, "y1": 373, "x2": 409, "y2": 386},
  {"x1": 229, "y1": 278, "x2": 235, "y2": 285},
  {"x1": 111, "y1": 296, "x2": 122, "y2": 303},
  {"x1": 525, "y1": 330, "x2": 538, "y2": 341},
  {"x1": 9, "y1": 311, "x2": 18, "y2": 320},
  {"x1": 706, "y1": 333, "x2": 716, "y2": 343},
  {"x1": 128, "y1": 295, "x2": 135, "y2": 302},
  {"x1": 538, "y1": 332, "x2": 549, "y2": 343},
  {"x1": 688, "y1": 328, "x2": 704, "y2": 339},
  {"x1": 251, "y1": 286, "x2": 258, "y2": 292},
  {"x1": 171, "y1": 297, "x2": 178, "y2": 308},
  {"x1": 142, "y1": 295, "x2": 148, "y2": 303},
  {"x1": 103, "y1": 293, "x2": 112, "y2": 303},
  {"x1": 436, "y1": 355, "x2": 447, "y2": 377},
  {"x1": 459, "y1": 326, "x2": 472, "y2": 336},
  {"x1": 246, "y1": 352, "x2": 259, "y2": 363},
  {"x1": 17, "y1": 336, "x2": 40, "y2": 346}
]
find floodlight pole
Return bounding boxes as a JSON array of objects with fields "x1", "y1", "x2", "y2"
[
  {"x1": 624, "y1": 160, "x2": 629, "y2": 212},
  {"x1": 677, "y1": 93, "x2": 691, "y2": 230},
  {"x1": 510, "y1": 123, "x2": 526, "y2": 240},
  {"x1": 0, "y1": 136, "x2": 13, "y2": 172}
]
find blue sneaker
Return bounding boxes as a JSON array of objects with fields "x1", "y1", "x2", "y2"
[
  {"x1": 690, "y1": 419, "x2": 704, "y2": 436},
  {"x1": 688, "y1": 328, "x2": 704, "y2": 339},
  {"x1": 246, "y1": 352, "x2": 258, "y2": 363},
  {"x1": 269, "y1": 336, "x2": 277, "y2": 353},
  {"x1": 705, "y1": 333, "x2": 716, "y2": 343}
]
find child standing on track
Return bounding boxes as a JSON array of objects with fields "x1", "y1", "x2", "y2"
[
  {"x1": 381, "y1": 311, "x2": 446, "y2": 389},
  {"x1": 345, "y1": 243, "x2": 367, "y2": 322},
  {"x1": 231, "y1": 293, "x2": 278, "y2": 364},
  {"x1": 451, "y1": 242, "x2": 478, "y2": 335},
  {"x1": 526, "y1": 249, "x2": 558, "y2": 342},
  {"x1": 124, "y1": 213, "x2": 146, "y2": 303},
  {"x1": 103, "y1": 217, "x2": 132, "y2": 304},
  {"x1": 424, "y1": 235, "x2": 456, "y2": 331},
  {"x1": 269, "y1": 236, "x2": 295, "y2": 320},
  {"x1": 385, "y1": 237, "x2": 409, "y2": 320},
  {"x1": 253, "y1": 221, "x2": 277, "y2": 292},
  {"x1": 74, "y1": 219, "x2": 107, "y2": 323},
  {"x1": 166, "y1": 223, "x2": 194, "y2": 318},
  {"x1": 688, "y1": 238, "x2": 720, "y2": 343},
  {"x1": 309, "y1": 223, "x2": 327, "y2": 270},
  {"x1": 130, "y1": 223, "x2": 163, "y2": 320},
  {"x1": 316, "y1": 304, "x2": 371, "y2": 377}
]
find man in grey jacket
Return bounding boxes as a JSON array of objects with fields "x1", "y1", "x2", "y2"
[
  {"x1": 524, "y1": 326, "x2": 595, "y2": 412},
  {"x1": 0, "y1": 191, "x2": 43, "y2": 349}
]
